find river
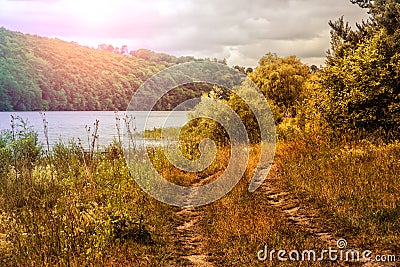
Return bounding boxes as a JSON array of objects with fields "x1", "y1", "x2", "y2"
[{"x1": 0, "y1": 111, "x2": 188, "y2": 148}]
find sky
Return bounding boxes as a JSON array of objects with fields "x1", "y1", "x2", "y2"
[{"x1": 0, "y1": 0, "x2": 369, "y2": 67}]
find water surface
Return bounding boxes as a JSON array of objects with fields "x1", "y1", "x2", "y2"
[{"x1": 0, "y1": 111, "x2": 188, "y2": 148}]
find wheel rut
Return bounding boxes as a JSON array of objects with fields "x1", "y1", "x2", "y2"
[
  {"x1": 173, "y1": 178, "x2": 214, "y2": 267},
  {"x1": 258, "y1": 166, "x2": 398, "y2": 267}
]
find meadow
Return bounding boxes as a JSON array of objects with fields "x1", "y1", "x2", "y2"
[
  {"x1": 198, "y1": 136, "x2": 400, "y2": 266},
  {"x1": 0, "y1": 116, "x2": 398, "y2": 266}
]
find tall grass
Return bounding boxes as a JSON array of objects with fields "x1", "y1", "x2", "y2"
[
  {"x1": 277, "y1": 137, "x2": 400, "y2": 250},
  {"x1": 0, "y1": 115, "x2": 398, "y2": 266},
  {"x1": 198, "y1": 146, "x2": 328, "y2": 266},
  {"x1": 0, "y1": 117, "x2": 179, "y2": 266},
  {"x1": 197, "y1": 136, "x2": 399, "y2": 265}
]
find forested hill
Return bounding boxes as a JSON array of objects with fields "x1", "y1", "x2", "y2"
[{"x1": 0, "y1": 27, "x2": 212, "y2": 111}]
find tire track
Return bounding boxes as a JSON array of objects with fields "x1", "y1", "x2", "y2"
[
  {"x1": 173, "y1": 177, "x2": 215, "y2": 267},
  {"x1": 258, "y1": 166, "x2": 398, "y2": 267}
]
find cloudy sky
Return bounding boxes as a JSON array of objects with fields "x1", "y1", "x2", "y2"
[{"x1": 0, "y1": 0, "x2": 369, "y2": 67}]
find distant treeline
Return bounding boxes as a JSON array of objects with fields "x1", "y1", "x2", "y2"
[{"x1": 0, "y1": 27, "x2": 226, "y2": 111}]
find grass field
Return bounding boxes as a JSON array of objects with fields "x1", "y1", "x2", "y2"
[
  {"x1": 198, "y1": 139, "x2": 399, "y2": 266},
  {"x1": 0, "y1": 120, "x2": 398, "y2": 266}
]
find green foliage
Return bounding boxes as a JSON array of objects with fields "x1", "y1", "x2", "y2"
[
  {"x1": 317, "y1": 1, "x2": 400, "y2": 138},
  {"x1": 249, "y1": 53, "x2": 310, "y2": 123},
  {"x1": 0, "y1": 132, "x2": 177, "y2": 266},
  {"x1": 0, "y1": 116, "x2": 42, "y2": 194},
  {"x1": 294, "y1": 72, "x2": 330, "y2": 138},
  {"x1": 178, "y1": 54, "x2": 309, "y2": 147},
  {"x1": 153, "y1": 82, "x2": 215, "y2": 111},
  {"x1": 0, "y1": 131, "x2": 12, "y2": 187},
  {"x1": 9, "y1": 115, "x2": 42, "y2": 172},
  {"x1": 363, "y1": 0, "x2": 400, "y2": 34},
  {"x1": 0, "y1": 28, "x2": 212, "y2": 111},
  {"x1": 327, "y1": 16, "x2": 372, "y2": 58},
  {"x1": 180, "y1": 80, "x2": 275, "y2": 147}
]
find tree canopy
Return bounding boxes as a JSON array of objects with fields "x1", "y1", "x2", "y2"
[
  {"x1": 249, "y1": 53, "x2": 310, "y2": 123},
  {"x1": 316, "y1": 0, "x2": 400, "y2": 138},
  {"x1": 0, "y1": 28, "x2": 218, "y2": 111}
]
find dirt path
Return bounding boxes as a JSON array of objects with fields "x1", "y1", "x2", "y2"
[
  {"x1": 258, "y1": 166, "x2": 398, "y2": 267},
  {"x1": 173, "y1": 177, "x2": 215, "y2": 267},
  {"x1": 172, "y1": 164, "x2": 397, "y2": 266},
  {"x1": 175, "y1": 206, "x2": 213, "y2": 266},
  {"x1": 259, "y1": 174, "x2": 337, "y2": 245}
]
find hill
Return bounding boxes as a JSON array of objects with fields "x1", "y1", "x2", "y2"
[{"x1": 0, "y1": 27, "x2": 212, "y2": 111}]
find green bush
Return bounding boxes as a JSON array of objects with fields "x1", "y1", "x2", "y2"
[
  {"x1": 320, "y1": 29, "x2": 400, "y2": 138},
  {"x1": 313, "y1": 1, "x2": 400, "y2": 140}
]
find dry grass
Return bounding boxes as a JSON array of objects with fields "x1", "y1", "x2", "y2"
[
  {"x1": 0, "y1": 142, "x2": 180, "y2": 266},
  {"x1": 277, "y1": 138, "x2": 400, "y2": 251},
  {"x1": 1, "y1": 121, "x2": 399, "y2": 266},
  {"x1": 198, "y1": 146, "x2": 328, "y2": 266},
  {"x1": 197, "y1": 139, "x2": 399, "y2": 266}
]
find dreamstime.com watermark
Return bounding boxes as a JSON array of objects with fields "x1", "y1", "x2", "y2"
[{"x1": 257, "y1": 239, "x2": 397, "y2": 263}]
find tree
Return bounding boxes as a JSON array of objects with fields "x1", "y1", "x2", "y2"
[
  {"x1": 249, "y1": 53, "x2": 310, "y2": 123},
  {"x1": 245, "y1": 67, "x2": 253, "y2": 74},
  {"x1": 320, "y1": 28, "x2": 400, "y2": 136},
  {"x1": 350, "y1": 0, "x2": 400, "y2": 34},
  {"x1": 0, "y1": 28, "x2": 203, "y2": 111},
  {"x1": 233, "y1": 65, "x2": 245, "y2": 74},
  {"x1": 316, "y1": 0, "x2": 400, "y2": 138},
  {"x1": 121, "y1": 45, "x2": 128, "y2": 54},
  {"x1": 370, "y1": 0, "x2": 400, "y2": 34},
  {"x1": 350, "y1": 0, "x2": 373, "y2": 8},
  {"x1": 97, "y1": 44, "x2": 107, "y2": 51},
  {"x1": 180, "y1": 81, "x2": 274, "y2": 146}
]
